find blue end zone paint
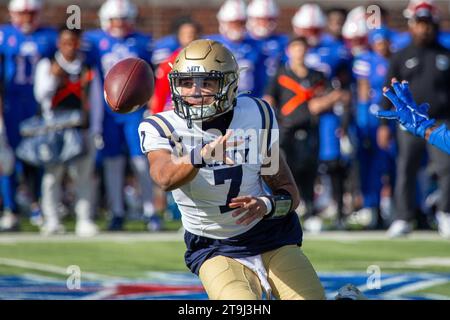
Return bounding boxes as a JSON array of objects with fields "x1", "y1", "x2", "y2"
[{"x1": 0, "y1": 272, "x2": 449, "y2": 300}]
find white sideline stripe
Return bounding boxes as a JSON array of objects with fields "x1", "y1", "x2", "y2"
[
  {"x1": 0, "y1": 232, "x2": 185, "y2": 243},
  {"x1": 382, "y1": 278, "x2": 450, "y2": 298},
  {"x1": 0, "y1": 257, "x2": 120, "y2": 281},
  {"x1": 0, "y1": 231, "x2": 445, "y2": 243},
  {"x1": 328, "y1": 275, "x2": 411, "y2": 297}
]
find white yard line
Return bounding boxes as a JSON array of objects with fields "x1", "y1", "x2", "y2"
[
  {"x1": 328, "y1": 274, "x2": 412, "y2": 297},
  {"x1": 0, "y1": 257, "x2": 121, "y2": 282},
  {"x1": 382, "y1": 278, "x2": 450, "y2": 298}
]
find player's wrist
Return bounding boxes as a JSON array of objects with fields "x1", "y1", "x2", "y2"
[
  {"x1": 416, "y1": 119, "x2": 436, "y2": 138},
  {"x1": 262, "y1": 194, "x2": 293, "y2": 219},
  {"x1": 258, "y1": 196, "x2": 273, "y2": 216},
  {"x1": 424, "y1": 124, "x2": 439, "y2": 141}
]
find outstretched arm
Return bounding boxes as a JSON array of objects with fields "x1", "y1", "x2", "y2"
[{"x1": 378, "y1": 78, "x2": 449, "y2": 155}]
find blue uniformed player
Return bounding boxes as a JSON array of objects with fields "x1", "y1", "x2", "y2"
[
  {"x1": 207, "y1": 0, "x2": 267, "y2": 98},
  {"x1": 0, "y1": 0, "x2": 57, "y2": 231},
  {"x1": 82, "y1": 0, "x2": 157, "y2": 231},
  {"x1": 245, "y1": 0, "x2": 288, "y2": 89},
  {"x1": 350, "y1": 27, "x2": 396, "y2": 229},
  {"x1": 139, "y1": 39, "x2": 325, "y2": 300},
  {"x1": 291, "y1": 3, "x2": 352, "y2": 231}
]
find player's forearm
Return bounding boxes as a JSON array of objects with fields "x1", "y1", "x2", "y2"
[
  {"x1": 308, "y1": 90, "x2": 340, "y2": 115},
  {"x1": 149, "y1": 153, "x2": 199, "y2": 191},
  {"x1": 262, "y1": 153, "x2": 300, "y2": 211},
  {"x1": 426, "y1": 124, "x2": 450, "y2": 155}
]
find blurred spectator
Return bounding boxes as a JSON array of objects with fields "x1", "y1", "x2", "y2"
[
  {"x1": 349, "y1": 27, "x2": 396, "y2": 229},
  {"x1": 34, "y1": 26, "x2": 98, "y2": 236},
  {"x1": 246, "y1": 0, "x2": 288, "y2": 86},
  {"x1": 150, "y1": 16, "x2": 201, "y2": 114},
  {"x1": 0, "y1": 0, "x2": 57, "y2": 231},
  {"x1": 392, "y1": 0, "x2": 450, "y2": 51},
  {"x1": 323, "y1": 7, "x2": 347, "y2": 44},
  {"x1": 207, "y1": 0, "x2": 267, "y2": 97},
  {"x1": 264, "y1": 36, "x2": 349, "y2": 230},
  {"x1": 151, "y1": 16, "x2": 196, "y2": 67},
  {"x1": 379, "y1": 3, "x2": 450, "y2": 237},
  {"x1": 342, "y1": 6, "x2": 369, "y2": 57},
  {"x1": 82, "y1": 0, "x2": 157, "y2": 231},
  {"x1": 292, "y1": 3, "x2": 352, "y2": 232}
]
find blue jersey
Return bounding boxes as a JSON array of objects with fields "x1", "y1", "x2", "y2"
[
  {"x1": 0, "y1": 25, "x2": 57, "y2": 112},
  {"x1": 248, "y1": 33, "x2": 288, "y2": 85},
  {"x1": 151, "y1": 34, "x2": 179, "y2": 66},
  {"x1": 305, "y1": 37, "x2": 351, "y2": 80},
  {"x1": 305, "y1": 37, "x2": 352, "y2": 161},
  {"x1": 353, "y1": 50, "x2": 389, "y2": 105},
  {"x1": 206, "y1": 34, "x2": 267, "y2": 97},
  {"x1": 82, "y1": 29, "x2": 153, "y2": 117},
  {"x1": 0, "y1": 24, "x2": 57, "y2": 146}
]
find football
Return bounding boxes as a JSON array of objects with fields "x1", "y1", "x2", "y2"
[{"x1": 104, "y1": 57, "x2": 155, "y2": 114}]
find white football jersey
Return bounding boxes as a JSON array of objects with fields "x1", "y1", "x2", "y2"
[{"x1": 138, "y1": 96, "x2": 278, "y2": 239}]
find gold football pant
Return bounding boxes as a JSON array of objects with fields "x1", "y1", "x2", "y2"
[{"x1": 198, "y1": 245, "x2": 325, "y2": 300}]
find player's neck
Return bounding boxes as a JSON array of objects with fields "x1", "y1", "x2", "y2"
[{"x1": 201, "y1": 109, "x2": 234, "y2": 136}]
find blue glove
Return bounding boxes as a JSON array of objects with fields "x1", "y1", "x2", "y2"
[{"x1": 377, "y1": 80, "x2": 435, "y2": 138}]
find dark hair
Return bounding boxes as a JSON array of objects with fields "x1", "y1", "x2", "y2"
[
  {"x1": 170, "y1": 16, "x2": 202, "y2": 35},
  {"x1": 287, "y1": 35, "x2": 308, "y2": 47},
  {"x1": 326, "y1": 7, "x2": 348, "y2": 17},
  {"x1": 58, "y1": 25, "x2": 82, "y2": 37}
]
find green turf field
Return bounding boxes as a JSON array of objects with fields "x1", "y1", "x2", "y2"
[{"x1": 0, "y1": 232, "x2": 449, "y2": 299}]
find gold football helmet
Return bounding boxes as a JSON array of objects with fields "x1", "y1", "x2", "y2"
[{"x1": 169, "y1": 39, "x2": 239, "y2": 128}]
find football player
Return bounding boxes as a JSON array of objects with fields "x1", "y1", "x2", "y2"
[
  {"x1": 292, "y1": 3, "x2": 353, "y2": 232},
  {"x1": 245, "y1": 0, "x2": 288, "y2": 86},
  {"x1": 0, "y1": 0, "x2": 57, "y2": 231},
  {"x1": 349, "y1": 27, "x2": 396, "y2": 229},
  {"x1": 139, "y1": 39, "x2": 325, "y2": 300},
  {"x1": 207, "y1": 0, "x2": 267, "y2": 98},
  {"x1": 82, "y1": 0, "x2": 157, "y2": 231}
]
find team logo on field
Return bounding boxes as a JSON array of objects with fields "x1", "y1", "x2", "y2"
[{"x1": 1, "y1": 272, "x2": 448, "y2": 300}]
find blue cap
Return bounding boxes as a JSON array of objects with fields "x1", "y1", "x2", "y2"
[{"x1": 368, "y1": 27, "x2": 391, "y2": 45}]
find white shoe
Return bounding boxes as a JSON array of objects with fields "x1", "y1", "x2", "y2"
[
  {"x1": 75, "y1": 220, "x2": 99, "y2": 237},
  {"x1": 0, "y1": 210, "x2": 19, "y2": 231},
  {"x1": 335, "y1": 284, "x2": 367, "y2": 300},
  {"x1": 436, "y1": 212, "x2": 450, "y2": 239},
  {"x1": 387, "y1": 220, "x2": 413, "y2": 238},
  {"x1": 303, "y1": 216, "x2": 323, "y2": 234},
  {"x1": 347, "y1": 207, "x2": 378, "y2": 229},
  {"x1": 40, "y1": 222, "x2": 65, "y2": 236}
]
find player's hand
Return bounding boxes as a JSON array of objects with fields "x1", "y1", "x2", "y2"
[
  {"x1": 229, "y1": 196, "x2": 268, "y2": 225},
  {"x1": 378, "y1": 78, "x2": 435, "y2": 138},
  {"x1": 201, "y1": 130, "x2": 241, "y2": 165}
]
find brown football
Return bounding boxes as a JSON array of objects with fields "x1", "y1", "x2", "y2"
[{"x1": 104, "y1": 57, "x2": 154, "y2": 114}]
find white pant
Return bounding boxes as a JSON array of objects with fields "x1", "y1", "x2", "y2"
[{"x1": 41, "y1": 132, "x2": 95, "y2": 224}]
